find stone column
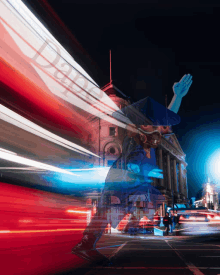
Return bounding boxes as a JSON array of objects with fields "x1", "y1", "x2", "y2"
[
  {"x1": 158, "y1": 148, "x2": 164, "y2": 187},
  {"x1": 167, "y1": 154, "x2": 172, "y2": 190},
  {"x1": 185, "y1": 171, "x2": 188, "y2": 199},
  {"x1": 183, "y1": 169, "x2": 188, "y2": 199},
  {"x1": 173, "y1": 159, "x2": 178, "y2": 193},
  {"x1": 179, "y1": 161, "x2": 183, "y2": 195}
]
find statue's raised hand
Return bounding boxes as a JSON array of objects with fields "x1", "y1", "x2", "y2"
[{"x1": 173, "y1": 74, "x2": 193, "y2": 98}]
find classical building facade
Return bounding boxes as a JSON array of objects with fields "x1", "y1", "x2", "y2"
[
  {"x1": 155, "y1": 134, "x2": 188, "y2": 209},
  {"x1": 87, "y1": 83, "x2": 188, "y2": 214}
]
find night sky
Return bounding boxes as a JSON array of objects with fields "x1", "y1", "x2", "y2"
[{"x1": 29, "y1": 0, "x2": 220, "y2": 197}]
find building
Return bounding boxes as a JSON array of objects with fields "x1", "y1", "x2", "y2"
[
  {"x1": 86, "y1": 83, "x2": 188, "y2": 217},
  {"x1": 194, "y1": 180, "x2": 219, "y2": 210},
  {"x1": 156, "y1": 134, "x2": 188, "y2": 210}
]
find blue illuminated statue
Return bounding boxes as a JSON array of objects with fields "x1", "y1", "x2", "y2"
[
  {"x1": 169, "y1": 74, "x2": 193, "y2": 113},
  {"x1": 72, "y1": 74, "x2": 193, "y2": 263}
]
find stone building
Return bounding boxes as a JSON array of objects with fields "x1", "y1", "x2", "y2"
[
  {"x1": 194, "y1": 180, "x2": 219, "y2": 210},
  {"x1": 87, "y1": 83, "x2": 188, "y2": 214},
  {"x1": 156, "y1": 134, "x2": 188, "y2": 212}
]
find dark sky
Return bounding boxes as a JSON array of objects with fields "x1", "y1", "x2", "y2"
[{"x1": 33, "y1": 0, "x2": 220, "y2": 197}]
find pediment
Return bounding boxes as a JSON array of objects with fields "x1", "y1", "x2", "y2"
[{"x1": 163, "y1": 133, "x2": 185, "y2": 155}]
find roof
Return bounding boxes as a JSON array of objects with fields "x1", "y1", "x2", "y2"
[{"x1": 102, "y1": 83, "x2": 128, "y2": 99}]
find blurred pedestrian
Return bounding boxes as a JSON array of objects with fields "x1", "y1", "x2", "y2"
[
  {"x1": 170, "y1": 212, "x2": 174, "y2": 233},
  {"x1": 153, "y1": 211, "x2": 160, "y2": 227},
  {"x1": 163, "y1": 212, "x2": 172, "y2": 236},
  {"x1": 173, "y1": 210, "x2": 180, "y2": 230}
]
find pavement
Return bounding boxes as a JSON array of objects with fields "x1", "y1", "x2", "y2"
[
  {"x1": 65, "y1": 233, "x2": 220, "y2": 275},
  {"x1": 2, "y1": 230, "x2": 220, "y2": 275}
]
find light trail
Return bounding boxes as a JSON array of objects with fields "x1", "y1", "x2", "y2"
[
  {"x1": 180, "y1": 221, "x2": 220, "y2": 224},
  {"x1": 0, "y1": 229, "x2": 85, "y2": 234},
  {"x1": 179, "y1": 222, "x2": 209, "y2": 224},
  {"x1": 4, "y1": 0, "x2": 97, "y2": 86},
  {"x1": 0, "y1": 167, "x2": 44, "y2": 171},
  {"x1": 0, "y1": 0, "x2": 137, "y2": 133},
  {"x1": 67, "y1": 167, "x2": 109, "y2": 171},
  {"x1": 0, "y1": 148, "x2": 17, "y2": 155},
  {"x1": 0, "y1": 147, "x2": 80, "y2": 176},
  {"x1": 0, "y1": 104, "x2": 99, "y2": 158},
  {"x1": 67, "y1": 210, "x2": 89, "y2": 214}
]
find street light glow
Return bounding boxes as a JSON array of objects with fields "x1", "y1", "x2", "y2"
[
  {"x1": 206, "y1": 183, "x2": 212, "y2": 193},
  {"x1": 207, "y1": 149, "x2": 220, "y2": 182}
]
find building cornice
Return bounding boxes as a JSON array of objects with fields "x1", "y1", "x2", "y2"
[{"x1": 160, "y1": 136, "x2": 187, "y2": 166}]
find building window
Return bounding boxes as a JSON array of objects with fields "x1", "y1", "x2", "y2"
[
  {"x1": 88, "y1": 134, "x2": 92, "y2": 143},
  {"x1": 109, "y1": 127, "x2": 116, "y2": 136}
]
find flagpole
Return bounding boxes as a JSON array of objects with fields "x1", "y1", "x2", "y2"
[{"x1": 110, "y1": 50, "x2": 112, "y2": 84}]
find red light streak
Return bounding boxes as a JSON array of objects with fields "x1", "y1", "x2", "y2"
[
  {"x1": 0, "y1": 34, "x2": 90, "y2": 141},
  {"x1": 188, "y1": 217, "x2": 206, "y2": 220},
  {"x1": 179, "y1": 221, "x2": 209, "y2": 224},
  {"x1": 67, "y1": 210, "x2": 89, "y2": 214},
  {"x1": 0, "y1": 228, "x2": 84, "y2": 234},
  {"x1": 0, "y1": 13, "x2": 129, "y2": 134},
  {"x1": 19, "y1": 219, "x2": 33, "y2": 223}
]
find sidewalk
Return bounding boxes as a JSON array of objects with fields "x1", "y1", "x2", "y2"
[
  {"x1": 104, "y1": 231, "x2": 185, "y2": 240},
  {"x1": 104, "y1": 225, "x2": 185, "y2": 239}
]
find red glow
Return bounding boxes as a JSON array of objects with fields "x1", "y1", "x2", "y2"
[
  {"x1": 67, "y1": 210, "x2": 89, "y2": 214},
  {"x1": 139, "y1": 216, "x2": 150, "y2": 225},
  {"x1": 0, "y1": 182, "x2": 91, "y2": 231},
  {"x1": 0, "y1": 20, "x2": 91, "y2": 141},
  {"x1": 19, "y1": 219, "x2": 33, "y2": 223},
  {"x1": 117, "y1": 214, "x2": 131, "y2": 231},
  {"x1": 0, "y1": 228, "x2": 84, "y2": 234}
]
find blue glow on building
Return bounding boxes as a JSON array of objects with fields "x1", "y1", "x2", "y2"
[{"x1": 42, "y1": 166, "x2": 110, "y2": 193}]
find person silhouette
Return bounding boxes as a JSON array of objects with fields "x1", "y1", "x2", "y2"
[{"x1": 72, "y1": 74, "x2": 193, "y2": 262}]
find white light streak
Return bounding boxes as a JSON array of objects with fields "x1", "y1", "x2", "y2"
[
  {"x1": 0, "y1": 167, "x2": 42, "y2": 170},
  {"x1": 3, "y1": 0, "x2": 97, "y2": 85},
  {"x1": 0, "y1": 0, "x2": 136, "y2": 133},
  {"x1": 0, "y1": 147, "x2": 80, "y2": 176},
  {"x1": 67, "y1": 167, "x2": 110, "y2": 172},
  {"x1": 0, "y1": 148, "x2": 17, "y2": 155},
  {"x1": 0, "y1": 104, "x2": 99, "y2": 158}
]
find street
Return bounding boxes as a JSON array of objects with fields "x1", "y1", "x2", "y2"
[
  {"x1": 66, "y1": 234, "x2": 220, "y2": 275},
  {"x1": 2, "y1": 226, "x2": 220, "y2": 274}
]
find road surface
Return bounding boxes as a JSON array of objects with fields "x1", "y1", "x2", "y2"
[{"x1": 2, "y1": 231, "x2": 220, "y2": 274}]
